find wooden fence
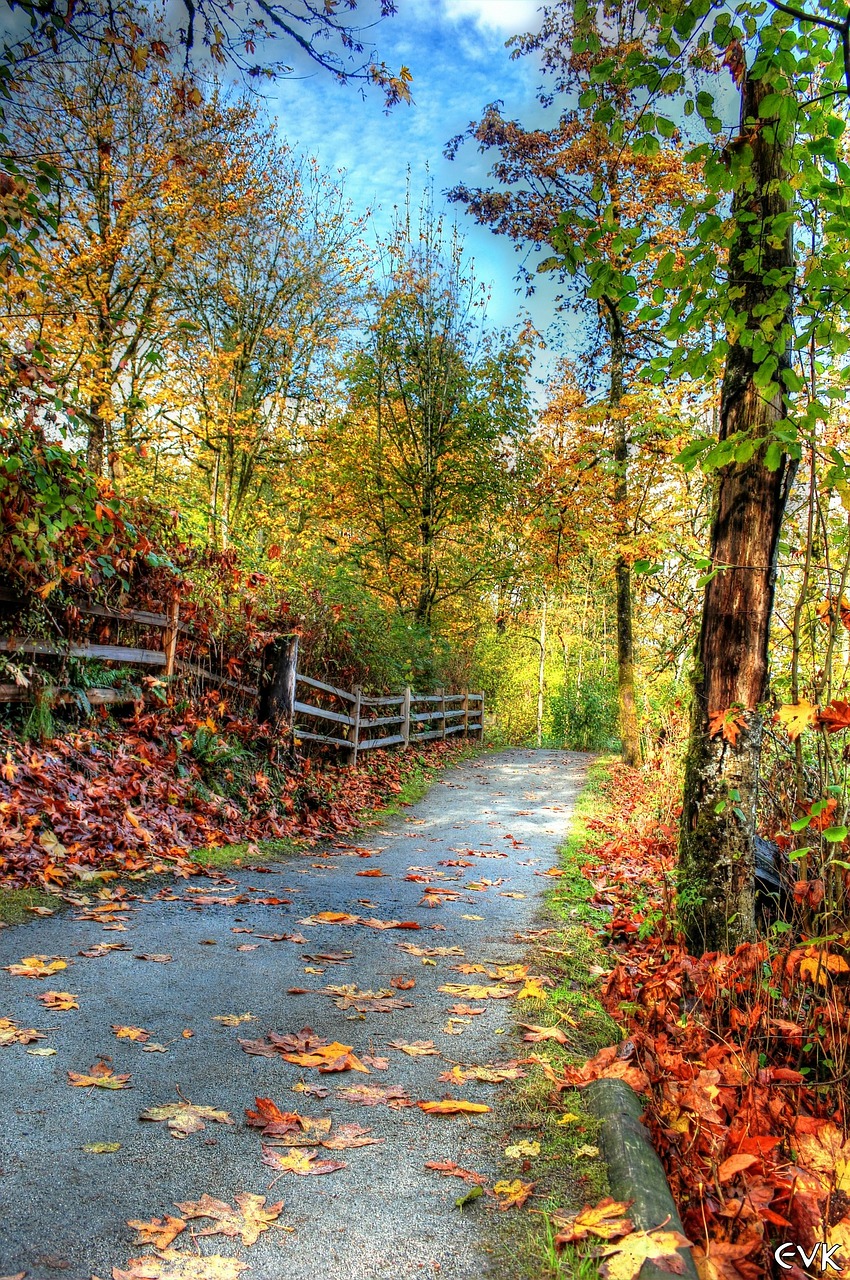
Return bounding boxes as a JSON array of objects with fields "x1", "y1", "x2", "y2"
[{"x1": 0, "y1": 597, "x2": 483, "y2": 757}]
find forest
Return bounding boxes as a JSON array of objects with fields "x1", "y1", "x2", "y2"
[{"x1": 2, "y1": 0, "x2": 850, "y2": 1278}]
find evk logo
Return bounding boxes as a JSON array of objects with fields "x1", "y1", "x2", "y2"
[{"x1": 774, "y1": 1243, "x2": 844, "y2": 1274}]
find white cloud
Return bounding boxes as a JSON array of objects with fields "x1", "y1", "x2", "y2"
[{"x1": 445, "y1": 0, "x2": 541, "y2": 34}]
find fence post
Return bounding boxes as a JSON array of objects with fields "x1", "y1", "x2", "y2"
[
  {"x1": 257, "y1": 633, "x2": 298, "y2": 730},
  {"x1": 402, "y1": 686, "x2": 411, "y2": 747},
  {"x1": 462, "y1": 691, "x2": 469, "y2": 738},
  {"x1": 440, "y1": 687, "x2": 447, "y2": 740},
  {"x1": 479, "y1": 692, "x2": 485, "y2": 738},
  {"x1": 163, "y1": 593, "x2": 180, "y2": 677},
  {"x1": 351, "y1": 685, "x2": 362, "y2": 766}
]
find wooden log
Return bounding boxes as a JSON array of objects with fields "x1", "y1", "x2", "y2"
[
  {"x1": 293, "y1": 728, "x2": 353, "y2": 749},
  {"x1": 359, "y1": 713, "x2": 405, "y2": 729},
  {"x1": 360, "y1": 693, "x2": 405, "y2": 707},
  {"x1": 402, "y1": 686, "x2": 411, "y2": 747},
  {"x1": 410, "y1": 728, "x2": 445, "y2": 743},
  {"x1": 162, "y1": 595, "x2": 180, "y2": 677},
  {"x1": 296, "y1": 673, "x2": 356, "y2": 703},
  {"x1": 258, "y1": 634, "x2": 299, "y2": 728},
  {"x1": 175, "y1": 660, "x2": 256, "y2": 696},
  {"x1": 293, "y1": 699, "x2": 355, "y2": 728},
  {"x1": 0, "y1": 638, "x2": 166, "y2": 666},
  {"x1": 357, "y1": 733, "x2": 405, "y2": 751},
  {"x1": 0, "y1": 683, "x2": 140, "y2": 707},
  {"x1": 351, "y1": 685, "x2": 362, "y2": 766}
]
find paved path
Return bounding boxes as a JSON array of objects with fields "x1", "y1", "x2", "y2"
[{"x1": 0, "y1": 749, "x2": 588, "y2": 1280}]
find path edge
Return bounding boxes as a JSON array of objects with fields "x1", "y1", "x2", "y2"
[{"x1": 584, "y1": 1077, "x2": 699, "y2": 1280}]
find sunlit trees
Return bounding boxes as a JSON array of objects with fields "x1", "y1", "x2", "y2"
[
  {"x1": 1, "y1": 30, "x2": 253, "y2": 474},
  {"x1": 163, "y1": 139, "x2": 365, "y2": 551},
  {"x1": 447, "y1": 5, "x2": 700, "y2": 766},
  {"x1": 313, "y1": 198, "x2": 534, "y2": 627}
]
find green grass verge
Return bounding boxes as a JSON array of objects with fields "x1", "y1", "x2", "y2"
[
  {"x1": 489, "y1": 755, "x2": 620, "y2": 1280},
  {"x1": 190, "y1": 836, "x2": 306, "y2": 871},
  {"x1": 0, "y1": 886, "x2": 64, "y2": 926}
]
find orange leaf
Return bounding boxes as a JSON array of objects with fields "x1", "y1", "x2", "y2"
[{"x1": 417, "y1": 1098, "x2": 490, "y2": 1115}]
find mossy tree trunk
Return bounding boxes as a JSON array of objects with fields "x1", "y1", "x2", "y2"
[
  {"x1": 607, "y1": 303, "x2": 641, "y2": 768},
  {"x1": 679, "y1": 75, "x2": 797, "y2": 954}
]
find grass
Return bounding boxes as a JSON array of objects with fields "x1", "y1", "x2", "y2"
[
  {"x1": 190, "y1": 836, "x2": 307, "y2": 871},
  {"x1": 0, "y1": 886, "x2": 64, "y2": 926},
  {"x1": 489, "y1": 755, "x2": 620, "y2": 1280}
]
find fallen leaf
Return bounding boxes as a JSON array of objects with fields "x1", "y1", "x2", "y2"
[
  {"x1": 0, "y1": 1017, "x2": 46, "y2": 1046},
  {"x1": 320, "y1": 1123, "x2": 384, "y2": 1150},
  {"x1": 553, "y1": 1198, "x2": 633, "y2": 1243},
  {"x1": 134, "y1": 954, "x2": 172, "y2": 963},
  {"x1": 575, "y1": 1143, "x2": 601, "y2": 1158},
  {"x1": 37, "y1": 990, "x2": 78, "y2": 1010},
  {"x1": 68, "y1": 1061, "x2": 131, "y2": 1089},
  {"x1": 261, "y1": 1145, "x2": 346, "y2": 1176},
  {"x1": 83, "y1": 1141, "x2": 121, "y2": 1153},
  {"x1": 516, "y1": 979, "x2": 548, "y2": 1001},
  {"x1": 493, "y1": 1178, "x2": 534, "y2": 1209},
  {"x1": 387, "y1": 1039, "x2": 440, "y2": 1057},
  {"x1": 425, "y1": 1160, "x2": 488, "y2": 1185},
  {"x1": 112, "y1": 1250, "x2": 248, "y2": 1279},
  {"x1": 520, "y1": 1023, "x2": 569, "y2": 1045},
  {"x1": 717, "y1": 1153, "x2": 759, "y2": 1181},
  {"x1": 455, "y1": 1186, "x2": 484, "y2": 1210},
  {"x1": 597, "y1": 1228, "x2": 692, "y2": 1280},
  {"x1": 5, "y1": 954, "x2": 68, "y2": 978},
  {"x1": 127, "y1": 1216, "x2": 187, "y2": 1249},
  {"x1": 438, "y1": 982, "x2": 514, "y2": 1000},
  {"x1": 417, "y1": 1098, "x2": 491, "y2": 1115},
  {"x1": 140, "y1": 1102, "x2": 233, "y2": 1138},
  {"x1": 212, "y1": 1014, "x2": 254, "y2": 1026},
  {"x1": 336, "y1": 1082, "x2": 412, "y2": 1108},
  {"x1": 505, "y1": 1140, "x2": 540, "y2": 1158},
  {"x1": 27, "y1": 1046, "x2": 57, "y2": 1056},
  {"x1": 175, "y1": 1193, "x2": 284, "y2": 1246},
  {"x1": 112, "y1": 1025, "x2": 149, "y2": 1042}
]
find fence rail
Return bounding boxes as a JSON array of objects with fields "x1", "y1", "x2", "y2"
[{"x1": 0, "y1": 610, "x2": 484, "y2": 760}]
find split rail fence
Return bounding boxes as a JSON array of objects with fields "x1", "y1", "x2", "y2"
[{"x1": 0, "y1": 595, "x2": 483, "y2": 758}]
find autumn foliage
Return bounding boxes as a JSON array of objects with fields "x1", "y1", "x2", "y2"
[
  {"x1": 0, "y1": 703, "x2": 466, "y2": 888},
  {"x1": 562, "y1": 765, "x2": 850, "y2": 1279}
]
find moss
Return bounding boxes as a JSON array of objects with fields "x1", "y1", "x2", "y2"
[
  {"x1": 490, "y1": 756, "x2": 620, "y2": 1279},
  {"x1": 190, "y1": 836, "x2": 307, "y2": 871},
  {"x1": 0, "y1": 886, "x2": 63, "y2": 926}
]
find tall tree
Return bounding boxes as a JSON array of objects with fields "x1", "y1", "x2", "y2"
[
  {"x1": 165, "y1": 138, "x2": 364, "y2": 550},
  {"x1": 314, "y1": 196, "x2": 533, "y2": 626},
  {"x1": 447, "y1": 11, "x2": 699, "y2": 765},
  {"x1": 561, "y1": 0, "x2": 850, "y2": 950},
  {"x1": 1, "y1": 30, "x2": 252, "y2": 474}
]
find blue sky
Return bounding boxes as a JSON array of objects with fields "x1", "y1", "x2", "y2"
[{"x1": 268, "y1": 0, "x2": 567, "y2": 359}]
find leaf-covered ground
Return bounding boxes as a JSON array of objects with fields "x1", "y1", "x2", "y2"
[
  {"x1": 0, "y1": 748, "x2": 594, "y2": 1280},
  {"x1": 553, "y1": 764, "x2": 850, "y2": 1280},
  {"x1": 0, "y1": 714, "x2": 466, "y2": 889}
]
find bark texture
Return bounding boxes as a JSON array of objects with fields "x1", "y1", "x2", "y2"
[
  {"x1": 679, "y1": 77, "x2": 797, "y2": 953},
  {"x1": 608, "y1": 306, "x2": 641, "y2": 767}
]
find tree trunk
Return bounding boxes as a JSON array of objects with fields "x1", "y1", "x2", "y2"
[
  {"x1": 537, "y1": 590, "x2": 547, "y2": 749},
  {"x1": 679, "y1": 75, "x2": 797, "y2": 954},
  {"x1": 258, "y1": 634, "x2": 299, "y2": 730},
  {"x1": 608, "y1": 307, "x2": 641, "y2": 767}
]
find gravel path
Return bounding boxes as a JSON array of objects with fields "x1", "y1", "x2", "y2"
[{"x1": 0, "y1": 748, "x2": 589, "y2": 1280}]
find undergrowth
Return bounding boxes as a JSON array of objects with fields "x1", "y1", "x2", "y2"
[{"x1": 491, "y1": 758, "x2": 619, "y2": 1280}]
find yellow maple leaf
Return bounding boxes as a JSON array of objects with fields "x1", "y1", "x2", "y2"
[
  {"x1": 776, "y1": 700, "x2": 819, "y2": 741},
  {"x1": 598, "y1": 1227, "x2": 692, "y2": 1280}
]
